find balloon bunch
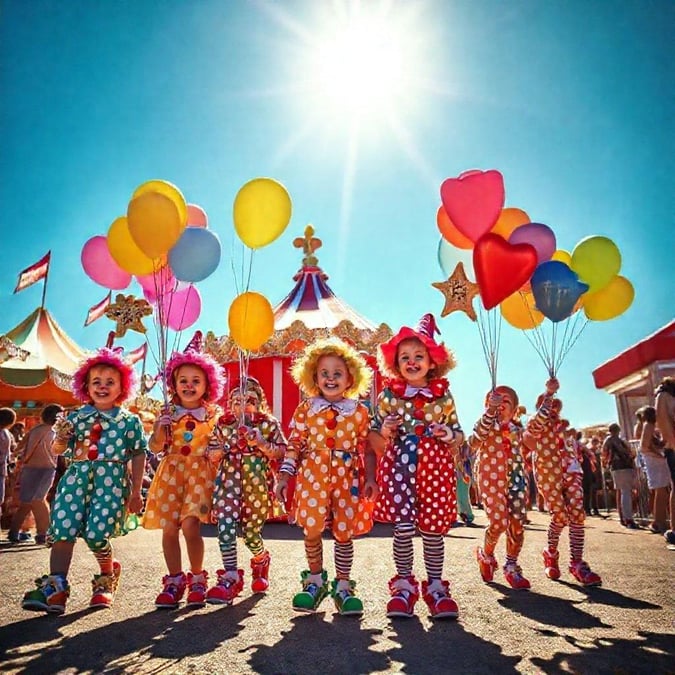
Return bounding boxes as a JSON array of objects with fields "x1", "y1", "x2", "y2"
[
  {"x1": 80, "y1": 179, "x2": 222, "y2": 403},
  {"x1": 227, "y1": 178, "x2": 292, "y2": 397},
  {"x1": 434, "y1": 169, "x2": 634, "y2": 381}
]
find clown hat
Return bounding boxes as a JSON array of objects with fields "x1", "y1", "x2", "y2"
[
  {"x1": 378, "y1": 313, "x2": 455, "y2": 379},
  {"x1": 165, "y1": 331, "x2": 225, "y2": 403}
]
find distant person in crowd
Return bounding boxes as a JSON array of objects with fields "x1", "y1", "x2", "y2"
[
  {"x1": 8, "y1": 404, "x2": 63, "y2": 545},
  {"x1": 1, "y1": 407, "x2": 18, "y2": 527},
  {"x1": 633, "y1": 408, "x2": 645, "y2": 442},
  {"x1": 655, "y1": 376, "x2": 675, "y2": 546},
  {"x1": 602, "y1": 423, "x2": 638, "y2": 529},
  {"x1": 639, "y1": 406, "x2": 670, "y2": 534},
  {"x1": 582, "y1": 434, "x2": 601, "y2": 517}
]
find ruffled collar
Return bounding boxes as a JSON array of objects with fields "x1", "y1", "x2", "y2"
[
  {"x1": 173, "y1": 405, "x2": 207, "y2": 422},
  {"x1": 77, "y1": 405, "x2": 121, "y2": 421},
  {"x1": 308, "y1": 397, "x2": 358, "y2": 416},
  {"x1": 387, "y1": 378, "x2": 448, "y2": 399}
]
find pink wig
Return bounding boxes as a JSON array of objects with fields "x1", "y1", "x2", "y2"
[
  {"x1": 164, "y1": 350, "x2": 225, "y2": 403},
  {"x1": 72, "y1": 348, "x2": 137, "y2": 404}
]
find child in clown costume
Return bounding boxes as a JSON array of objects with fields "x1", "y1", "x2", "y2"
[
  {"x1": 470, "y1": 385, "x2": 540, "y2": 590},
  {"x1": 370, "y1": 314, "x2": 464, "y2": 620},
  {"x1": 144, "y1": 334, "x2": 225, "y2": 608},
  {"x1": 22, "y1": 348, "x2": 146, "y2": 614},
  {"x1": 276, "y1": 337, "x2": 377, "y2": 615},
  {"x1": 525, "y1": 378, "x2": 602, "y2": 586},
  {"x1": 206, "y1": 377, "x2": 287, "y2": 605}
]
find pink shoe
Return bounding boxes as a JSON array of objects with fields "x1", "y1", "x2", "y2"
[
  {"x1": 542, "y1": 548, "x2": 561, "y2": 580},
  {"x1": 569, "y1": 560, "x2": 602, "y2": 587},
  {"x1": 206, "y1": 569, "x2": 244, "y2": 605},
  {"x1": 421, "y1": 579, "x2": 459, "y2": 620},
  {"x1": 186, "y1": 570, "x2": 208, "y2": 607},
  {"x1": 251, "y1": 551, "x2": 271, "y2": 594},
  {"x1": 386, "y1": 575, "x2": 419, "y2": 618},
  {"x1": 503, "y1": 563, "x2": 531, "y2": 590},
  {"x1": 476, "y1": 547, "x2": 498, "y2": 582},
  {"x1": 155, "y1": 572, "x2": 186, "y2": 609}
]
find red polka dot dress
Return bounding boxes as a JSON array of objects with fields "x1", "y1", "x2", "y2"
[{"x1": 373, "y1": 379, "x2": 462, "y2": 534}]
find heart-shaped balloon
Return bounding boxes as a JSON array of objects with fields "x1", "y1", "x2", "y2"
[
  {"x1": 440, "y1": 169, "x2": 505, "y2": 243},
  {"x1": 473, "y1": 233, "x2": 538, "y2": 310}
]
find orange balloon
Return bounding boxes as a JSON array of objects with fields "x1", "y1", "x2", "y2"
[
  {"x1": 490, "y1": 207, "x2": 530, "y2": 240},
  {"x1": 132, "y1": 179, "x2": 188, "y2": 229},
  {"x1": 228, "y1": 292, "x2": 275, "y2": 351},
  {"x1": 500, "y1": 290, "x2": 544, "y2": 330},
  {"x1": 107, "y1": 216, "x2": 157, "y2": 275},
  {"x1": 436, "y1": 205, "x2": 473, "y2": 250},
  {"x1": 127, "y1": 191, "x2": 183, "y2": 259}
]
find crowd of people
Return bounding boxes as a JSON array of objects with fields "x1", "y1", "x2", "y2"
[{"x1": 2, "y1": 317, "x2": 673, "y2": 621}]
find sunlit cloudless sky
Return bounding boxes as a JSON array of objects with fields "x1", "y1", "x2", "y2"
[{"x1": 1, "y1": 0, "x2": 673, "y2": 429}]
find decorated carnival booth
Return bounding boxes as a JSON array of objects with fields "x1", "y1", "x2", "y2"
[{"x1": 205, "y1": 226, "x2": 392, "y2": 429}]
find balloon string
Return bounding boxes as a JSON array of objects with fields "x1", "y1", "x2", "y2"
[{"x1": 476, "y1": 304, "x2": 499, "y2": 388}]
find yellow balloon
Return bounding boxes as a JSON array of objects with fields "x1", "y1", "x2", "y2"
[
  {"x1": 127, "y1": 191, "x2": 183, "y2": 258},
  {"x1": 571, "y1": 236, "x2": 621, "y2": 293},
  {"x1": 551, "y1": 249, "x2": 572, "y2": 266},
  {"x1": 107, "y1": 216, "x2": 156, "y2": 275},
  {"x1": 490, "y1": 207, "x2": 530, "y2": 240},
  {"x1": 500, "y1": 290, "x2": 544, "y2": 330},
  {"x1": 233, "y1": 178, "x2": 292, "y2": 249},
  {"x1": 583, "y1": 276, "x2": 634, "y2": 321},
  {"x1": 228, "y1": 291, "x2": 275, "y2": 351},
  {"x1": 132, "y1": 179, "x2": 188, "y2": 230}
]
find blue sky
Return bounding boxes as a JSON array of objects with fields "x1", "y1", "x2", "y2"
[{"x1": 1, "y1": 0, "x2": 673, "y2": 429}]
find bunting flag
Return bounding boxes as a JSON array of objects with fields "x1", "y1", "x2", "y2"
[
  {"x1": 84, "y1": 291, "x2": 112, "y2": 327},
  {"x1": 14, "y1": 251, "x2": 51, "y2": 293},
  {"x1": 127, "y1": 342, "x2": 148, "y2": 365}
]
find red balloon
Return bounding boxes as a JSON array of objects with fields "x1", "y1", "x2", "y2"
[
  {"x1": 473, "y1": 233, "x2": 538, "y2": 310},
  {"x1": 440, "y1": 169, "x2": 505, "y2": 243},
  {"x1": 186, "y1": 203, "x2": 208, "y2": 228}
]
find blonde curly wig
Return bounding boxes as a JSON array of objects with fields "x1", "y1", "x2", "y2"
[{"x1": 291, "y1": 337, "x2": 373, "y2": 399}]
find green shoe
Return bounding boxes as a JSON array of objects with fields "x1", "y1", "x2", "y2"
[
  {"x1": 292, "y1": 570, "x2": 328, "y2": 613},
  {"x1": 331, "y1": 578, "x2": 363, "y2": 616},
  {"x1": 22, "y1": 574, "x2": 70, "y2": 614}
]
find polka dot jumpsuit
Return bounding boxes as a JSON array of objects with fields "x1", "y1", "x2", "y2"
[
  {"x1": 285, "y1": 398, "x2": 373, "y2": 542},
  {"x1": 49, "y1": 405, "x2": 147, "y2": 549},
  {"x1": 143, "y1": 406, "x2": 219, "y2": 529},
  {"x1": 212, "y1": 412, "x2": 287, "y2": 556}
]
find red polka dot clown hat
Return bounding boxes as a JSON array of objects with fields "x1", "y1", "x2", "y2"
[{"x1": 378, "y1": 313, "x2": 455, "y2": 379}]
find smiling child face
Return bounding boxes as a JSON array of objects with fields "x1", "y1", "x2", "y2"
[
  {"x1": 315, "y1": 354, "x2": 353, "y2": 402},
  {"x1": 396, "y1": 338, "x2": 432, "y2": 387}
]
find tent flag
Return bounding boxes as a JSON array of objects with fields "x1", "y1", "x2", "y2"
[
  {"x1": 14, "y1": 251, "x2": 51, "y2": 294},
  {"x1": 127, "y1": 342, "x2": 148, "y2": 366},
  {"x1": 84, "y1": 291, "x2": 112, "y2": 327}
]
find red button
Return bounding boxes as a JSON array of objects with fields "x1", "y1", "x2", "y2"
[
  {"x1": 180, "y1": 445, "x2": 191, "y2": 456},
  {"x1": 92, "y1": 422, "x2": 103, "y2": 433},
  {"x1": 414, "y1": 424, "x2": 425, "y2": 436},
  {"x1": 326, "y1": 437, "x2": 336, "y2": 449},
  {"x1": 87, "y1": 449, "x2": 98, "y2": 460},
  {"x1": 185, "y1": 420, "x2": 196, "y2": 431},
  {"x1": 413, "y1": 398, "x2": 425, "y2": 409},
  {"x1": 413, "y1": 410, "x2": 425, "y2": 420},
  {"x1": 326, "y1": 418, "x2": 338, "y2": 430},
  {"x1": 325, "y1": 409, "x2": 336, "y2": 420},
  {"x1": 237, "y1": 438, "x2": 248, "y2": 449}
]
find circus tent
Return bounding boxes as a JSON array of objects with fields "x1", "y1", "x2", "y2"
[
  {"x1": 0, "y1": 307, "x2": 88, "y2": 412},
  {"x1": 205, "y1": 225, "x2": 392, "y2": 429}
]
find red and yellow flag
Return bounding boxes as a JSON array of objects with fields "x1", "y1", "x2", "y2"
[{"x1": 14, "y1": 251, "x2": 51, "y2": 293}]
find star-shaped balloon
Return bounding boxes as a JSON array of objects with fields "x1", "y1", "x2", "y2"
[
  {"x1": 432, "y1": 262, "x2": 480, "y2": 321},
  {"x1": 105, "y1": 294, "x2": 153, "y2": 337}
]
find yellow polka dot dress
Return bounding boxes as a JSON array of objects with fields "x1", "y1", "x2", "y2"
[{"x1": 143, "y1": 405, "x2": 220, "y2": 529}]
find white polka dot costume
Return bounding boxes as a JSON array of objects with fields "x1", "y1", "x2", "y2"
[
  {"x1": 213, "y1": 411, "x2": 287, "y2": 553},
  {"x1": 372, "y1": 379, "x2": 461, "y2": 534},
  {"x1": 49, "y1": 405, "x2": 147, "y2": 549},
  {"x1": 284, "y1": 398, "x2": 374, "y2": 542},
  {"x1": 143, "y1": 405, "x2": 220, "y2": 529}
]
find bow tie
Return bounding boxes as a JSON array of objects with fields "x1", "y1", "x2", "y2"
[
  {"x1": 309, "y1": 397, "x2": 358, "y2": 417},
  {"x1": 389, "y1": 378, "x2": 448, "y2": 399},
  {"x1": 174, "y1": 406, "x2": 207, "y2": 422}
]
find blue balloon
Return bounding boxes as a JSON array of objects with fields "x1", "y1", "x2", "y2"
[
  {"x1": 169, "y1": 227, "x2": 221, "y2": 282},
  {"x1": 531, "y1": 261, "x2": 589, "y2": 322}
]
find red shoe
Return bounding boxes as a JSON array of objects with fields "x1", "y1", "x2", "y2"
[
  {"x1": 186, "y1": 570, "x2": 208, "y2": 607},
  {"x1": 422, "y1": 579, "x2": 459, "y2": 620},
  {"x1": 542, "y1": 548, "x2": 561, "y2": 580},
  {"x1": 503, "y1": 563, "x2": 531, "y2": 590},
  {"x1": 155, "y1": 572, "x2": 186, "y2": 609},
  {"x1": 90, "y1": 561, "x2": 122, "y2": 609},
  {"x1": 251, "y1": 551, "x2": 271, "y2": 594},
  {"x1": 206, "y1": 569, "x2": 244, "y2": 605},
  {"x1": 476, "y1": 547, "x2": 498, "y2": 582},
  {"x1": 386, "y1": 575, "x2": 419, "y2": 618},
  {"x1": 569, "y1": 561, "x2": 602, "y2": 587}
]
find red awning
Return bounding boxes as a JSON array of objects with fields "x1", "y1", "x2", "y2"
[{"x1": 593, "y1": 320, "x2": 675, "y2": 389}]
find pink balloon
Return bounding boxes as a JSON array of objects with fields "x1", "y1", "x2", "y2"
[
  {"x1": 159, "y1": 285, "x2": 201, "y2": 330},
  {"x1": 440, "y1": 169, "x2": 505, "y2": 243},
  {"x1": 81, "y1": 236, "x2": 132, "y2": 289},
  {"x1": 136, "y1": 266, "x2": 176, "y2": 295},
  {"x1": 186, "y1": 203, "x2": 208, "y2": 228},
  {"x1": 508, "y1": 222, "x2": 557, "y2": 265}
]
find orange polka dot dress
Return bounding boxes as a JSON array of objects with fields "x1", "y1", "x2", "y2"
[
  {"x1": 284, "y1": 397, "x2": 374, "y2": 542},
  {"x1": 143, "y1": 405, "x2": 220, "y2": 529},
  {"x1": 372, "y1": 379, "x2": 462, "y2": 534}
]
